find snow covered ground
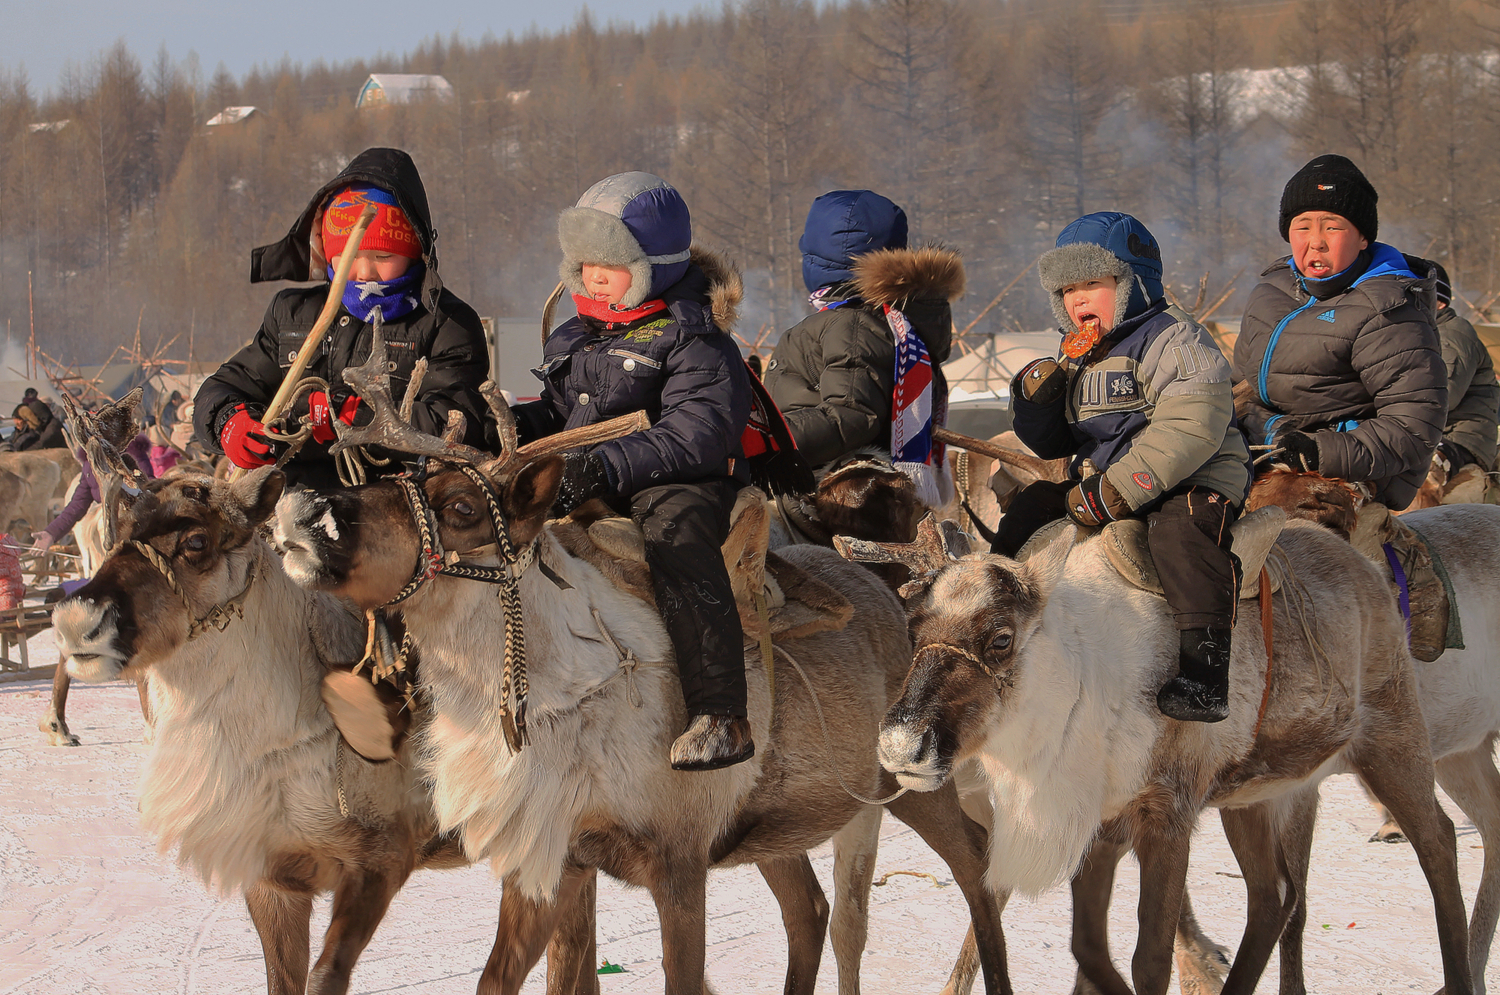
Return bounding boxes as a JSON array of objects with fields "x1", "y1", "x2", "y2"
[{"x1": 1, "y1": 629, "x2": 1494, "y2": 994}]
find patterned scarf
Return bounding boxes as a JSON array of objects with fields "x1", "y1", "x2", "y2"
[
  {"x1": 329, "y1": 263, "x2": 424, "y2": 323},
  {"x1": 810, "y1": 289, "x2": 951, "y2": 507}
]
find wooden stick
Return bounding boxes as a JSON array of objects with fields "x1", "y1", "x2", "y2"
[
  {"x1": 933, "y1": 426, "x2": 1065, "y2": 481},
  {"x1": 260, "y1": 203, "x2": 378, "y2": 428},
  {"x1": 229, "y1": 203, "x2": 377, "y2": 481}
]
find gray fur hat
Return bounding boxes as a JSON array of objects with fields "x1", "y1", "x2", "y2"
[
  {"x1": 558, "y1": 172, "x2": 692, "y2": 310},
  {"x1": 1037, "y1": 212, "x2": 1165, "y2": 330}
]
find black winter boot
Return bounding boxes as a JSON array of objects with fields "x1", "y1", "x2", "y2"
[{"x1": 1157, "y1": 628, "x2": 1232, "y2": 723}]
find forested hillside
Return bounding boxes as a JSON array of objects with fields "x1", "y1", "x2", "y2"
[{"x1": 0, "y1": 0, "x2": 1492, "y2": 365}]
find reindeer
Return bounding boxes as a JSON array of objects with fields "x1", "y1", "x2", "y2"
[
  {"x1": 854, "y1": 512, "x2": 1475, "y2": 995},
  {"x1": 272, "y1": 338, "x2": 1012, "y2": 995},
  {"x1": 49, "y1": 461, "x2": 480, "y2": 995}
]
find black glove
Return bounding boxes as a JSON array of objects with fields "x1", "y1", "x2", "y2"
[
  {"x1": 1274, "y1": 431, "x2": 1320, "y2": 473},
  {"x1": 551, "y1": 451, "x2": 613, "y2": 518},
  {"x1": 1436, "y1": 440, "x2": 1474, "y2": 473},
  {"x1": 1013, "y1": 358, "x2": 1067, "y2": 406},
  {"x1": 1066, "y1": 473, "x2": 1130, "y2": 528}
]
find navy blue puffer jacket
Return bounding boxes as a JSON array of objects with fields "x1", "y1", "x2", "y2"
[{"x1": 512, "y1": 250, "x2": 752, "y2": 495}]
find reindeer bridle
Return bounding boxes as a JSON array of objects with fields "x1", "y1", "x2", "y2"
[{"x1": 130, "y1": 538, "x2": 262, "y2": 641}]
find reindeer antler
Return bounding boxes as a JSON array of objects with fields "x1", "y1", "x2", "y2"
[
  {"x1": 61, "y1": 387, "x2": 148, "y2": 489},
  {"x1": 832, "y1": 512, "x2": 971, "y2": 574},
  {"x1": 330, "y1": 322, "x2": 491, "y2": 464},
  {"x1": 933, "y1": 426, "x2": 1064, "y2": 482}
]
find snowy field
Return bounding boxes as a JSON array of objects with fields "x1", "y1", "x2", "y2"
[{"x1": 1, "y1": 628, "x2": 1494, "y2": 994}]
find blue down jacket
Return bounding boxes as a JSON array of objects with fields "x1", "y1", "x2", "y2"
[{"x1": 511, "y1": 250, "x2": 751, "y2": 495}]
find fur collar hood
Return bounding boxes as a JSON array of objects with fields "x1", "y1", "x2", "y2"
[{"x1": 851, "y1": 245, "x2": 965, "y2": 308}]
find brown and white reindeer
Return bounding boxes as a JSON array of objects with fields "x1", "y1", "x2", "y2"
[
  {"x1": 273, "y1": 341, "x2": 1013, "y2": 995},
  {"x1": 50, "y1": 462, "x2": 474, "y2": 995},
  {"x1": 854, "y1": 512, "x2": 1475, "y2": 995}
]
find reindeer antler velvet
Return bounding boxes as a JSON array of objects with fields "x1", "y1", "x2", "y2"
[{"x1": 832, "y1": 512, "x2": 972, "y2": 574}]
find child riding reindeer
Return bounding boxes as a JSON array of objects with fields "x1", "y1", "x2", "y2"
[{"x1": 995, "y1": 212, "x2": 1252, "y2": 723}]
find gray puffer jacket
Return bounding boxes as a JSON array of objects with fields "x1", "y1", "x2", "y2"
[
  {"x1": 765, "y1": 246, "x2": 963, "y2": 470},
  {"x1": 1434, "y1": 306, "x2": 1499, "y2": 471},
  {"x1": 1233, "y1": 243, "x2": 1446, "y2": 508}
]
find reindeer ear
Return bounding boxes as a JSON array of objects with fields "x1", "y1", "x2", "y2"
[
  {"x1": 229, "y1": 466, "x2": 286, "y2": 527},
  {"x1": 503, "y1": 456, "x2": 564, "y2": 546},
  {"x1": 1021, "y1": 524, "x2": 1074, "y2": 601}
]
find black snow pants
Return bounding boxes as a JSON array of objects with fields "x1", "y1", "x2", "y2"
[
  {"x1": 994, "y1": 480, "x2": 1241, "y2": 631},
  {"x1": 617, "y1": 478, "x2": 747, "y2": 718}
]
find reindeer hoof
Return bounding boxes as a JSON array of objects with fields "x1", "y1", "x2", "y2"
[
  {"x1": 1370, "y1": 827, "x2": 1408, "y2": 844},
  {"x1": 38, "y1": 717, "x2": 80, "y2": 747}
]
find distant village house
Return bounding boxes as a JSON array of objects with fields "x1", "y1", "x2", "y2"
[{"x1": 355, "y1": 74, "x2": 455, "y2": 109}]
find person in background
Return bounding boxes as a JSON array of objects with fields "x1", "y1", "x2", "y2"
[
  {"x1": 32, "y1": 433, "x2": 155, "y2": 552},
  {"x1": 11, "y1": 388, "x2": 66, "y2": 450}
]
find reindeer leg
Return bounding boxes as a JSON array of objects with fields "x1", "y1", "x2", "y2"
[
  {"x1": 245, "y1": 881, "x2": 313, "y2": 995},
  {"x1": 944, "y1": 760, "x2": 993, "y2": 995},
  {"x1": 38, "y1": 653, "x2": 80, "y2": 746},
  {"x1": 758, "y1": 854, "x2": 830, "y2": 995},
  {"x1": 1355, "y1": 714, "x2": 1474, "y2": 995},
  {"x1": 887, "y1": 784, "x2": 1012, "y2": 995},
  {"x1": 1436, "y1": 741, "x2": 1500, "y2": 994},
  {"x1": 546, "y1": 867, "x2": 599, "y2": 995},
  {"x1": 1271, "y1": 791, "x2": 1318, "y2": 995},
  {"x1": 1175, "y1": 890, "x2": 1231, "y2": 995},
  {"x1": 307, "y1": 861, "x2": 411, "y2": 995},
  {"x1": 1130, "y1": 828, "x2": 1192, "y2": 995},
  {"x1": 648, "y1": 850, "x2": 710, "y2": 995},
  {"x1": 479, "y1": 865, "x2": 595, "y2": 995},
  {"x1": 1216, "y1": 795, "x2": 1311, "y2": 995},
  {"x1": 1070, "y1": 838, "x2": 1131, "y2": 995},
  {"x1": 831, "y1": 805, "x2": 880, "y2": 995}
]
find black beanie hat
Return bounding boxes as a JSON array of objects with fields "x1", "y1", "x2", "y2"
[
  {"x1": 1278, "y1": 154, "x2": 1379, "y2": 242},
  {"x1": 1433, "y1": 261, "x2": 1453, "y2": 306}
]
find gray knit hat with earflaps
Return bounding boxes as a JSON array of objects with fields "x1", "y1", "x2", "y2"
[{"x1": 558, "y1": 172, "x2": 692, "y2": 311}]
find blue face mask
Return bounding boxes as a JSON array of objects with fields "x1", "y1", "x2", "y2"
[{"x1": 328, "y1": 262, "x2": 425, "y2": 323}]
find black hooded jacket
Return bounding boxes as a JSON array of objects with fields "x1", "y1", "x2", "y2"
[{"x1": 194, "y1": 148, "x2": 489, "y2": 483}]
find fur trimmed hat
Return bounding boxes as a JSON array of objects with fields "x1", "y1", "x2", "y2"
[
  {"x1": 1278, "y1": 154, "x2": 1378, "y2": 242},
  {"x1": 1038, "y1": 212, "x2": 1164, "y2": 330},
  {"x1": 558, "y1": 172, "x2": 692, "y2": 310}
]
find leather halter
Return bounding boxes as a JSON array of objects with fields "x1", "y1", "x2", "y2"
[
  {"x1": 130, "y1": 539, "x2": 261, "y2": 641},
  {"x1": 380, "y1": 465, "x2": 535, "y2": 753},
  {"x1": 914, "y1": 641, "x2": 1009, "y2": 685}
]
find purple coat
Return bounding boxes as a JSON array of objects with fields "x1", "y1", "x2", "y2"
[{"x1": 45, "y1": 434, "x2": 154, "y2": 538}]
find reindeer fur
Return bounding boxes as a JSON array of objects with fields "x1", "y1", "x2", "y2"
[
  {"x1": 54, "y1": 470, "x2": 465, "y2": 995},
  {"x1": 276, "y1": 464, "x2": 1013, "y2": 995},
  {"x1": 879, "y1": 518, "x2": 1475, "y2": 995}
]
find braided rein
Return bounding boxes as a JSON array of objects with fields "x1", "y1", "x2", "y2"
[
  {"x1": 376, "y1": 465, "x2": 535, "y2": 753},
  {"x1": 130, "y1": 539, "x2": 261, "y2": 640}
]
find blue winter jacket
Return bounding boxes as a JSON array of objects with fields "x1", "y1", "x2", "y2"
[{"x1": 512, "y1": 253, "x2": 752, "y2": 495}]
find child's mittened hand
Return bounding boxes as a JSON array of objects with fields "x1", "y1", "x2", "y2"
[
  {"x1": 1014, "y1": 358, "x2": 1067, "y2": 405},
  {"x1": 551, "y1": 451, "x2": 612, "y2": 518},
  {"x1": 1065, "y1": 474, "x2": 1128, "y2": 528},
  {"x1": 220, "y1": 407, "x2": 279, "y2": 469},
  {"x1": 1274, "y1": 431, "x2": 1320, "y2": 473}
]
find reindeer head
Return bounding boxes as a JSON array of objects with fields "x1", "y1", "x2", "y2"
[
  {"x1": 54, "y1": 468, "x2": 284, "y2": 682},
  {"x1": 1247, "y1": 467, "x2": 1360, "y2": 540},
  {"x1": 813, "y1": 460, "x2": 924, "y2": 544},
  {"x1": 839, "y1": 515, "x2": 1071, "y2": 790},
  {"x1": 276, "y1": 327, "x2": 644, "y2": 608}
]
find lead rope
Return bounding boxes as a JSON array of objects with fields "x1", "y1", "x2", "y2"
[
  {"x1": 455, "y1": 464, "x2": 530, "y2": 753},
  {"x1": 775, "y1": 644, "x2": 909, "y2": 807},
  {"x1": 130, "y1": 539, "x2": 260, "y2": 640}
]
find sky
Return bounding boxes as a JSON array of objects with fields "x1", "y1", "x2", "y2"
[{"x1": 4, "y1": 0, "x2": 710, "y2": 96}]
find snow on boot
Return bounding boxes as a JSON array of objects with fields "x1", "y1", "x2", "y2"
[
  {"x1": 670, "y1": 714, "x2": 755, "y2": 771},
  {"x1": 1157, "y1": 628, "x2": 1232, "y2": 723}
]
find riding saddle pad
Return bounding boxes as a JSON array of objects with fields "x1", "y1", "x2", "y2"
[
  {"x1": 1350, "y1": 502, "x2": 1461, "y2": 662},
  {"x1": 1015, "y1": 505, "x2": 1286, "y2": 601},
  {"x1": 550, "y1": 486, "x2": 853, "y2": 644}
]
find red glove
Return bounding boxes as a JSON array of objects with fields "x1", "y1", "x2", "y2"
[
  {"x1": 308, "y1": 391, "x2": 362, "y2": 445},
  {"x1": 220, "y1": 407, "x2": 277, "y2": 469}
]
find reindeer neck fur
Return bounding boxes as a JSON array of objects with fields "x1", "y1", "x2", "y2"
[
  {"x1": 401, "y1": 529, "x2": 758, "y2": 901},
  {"x1": 139, "y1": 538, "x2": 343, "y2": 893},
  {"x1": 975, "y1": 540, "x2": 1185, "y2": 896}
]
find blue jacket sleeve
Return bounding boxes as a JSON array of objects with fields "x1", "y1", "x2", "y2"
[
  {"x1": 1011, "y1": 392, "x2": 1077, "y2": 461},
  {"x1": 595, "y1": 332, "x2": 750, "y2": 493}
]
